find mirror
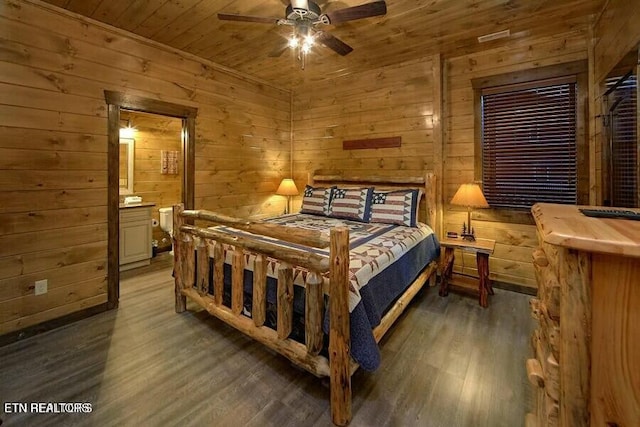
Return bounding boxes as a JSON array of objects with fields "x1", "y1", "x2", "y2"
[{"x1": 119, "y1": 138, "x2": 134, "y2": 195}]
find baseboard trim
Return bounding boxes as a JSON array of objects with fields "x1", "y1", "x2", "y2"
[
  {"x1": 0, "y1": 303, "x2": 110, "y2": 348},
  {"x1": 491, "y1": 280, "x2": 537, "y2": 296}
]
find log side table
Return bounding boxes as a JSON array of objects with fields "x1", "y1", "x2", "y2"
[{"x1": 439, "y1": 236, "x2": 496, "y2": 307}]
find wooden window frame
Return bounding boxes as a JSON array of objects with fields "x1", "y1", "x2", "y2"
[{"x1": 472, "y1": 61, "x2": 589, "y2": 224}]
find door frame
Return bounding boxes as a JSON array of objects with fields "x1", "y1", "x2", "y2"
[{"x1": 104, "y1": 90, "x2": 197, "y2": 309}]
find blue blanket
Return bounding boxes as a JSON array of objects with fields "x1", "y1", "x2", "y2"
[{"x1": 205, "y1": 214, "x2": 440, "y2": 371}]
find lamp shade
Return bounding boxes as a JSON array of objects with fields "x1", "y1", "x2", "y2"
[
  {"x1": 276, "y1": 178, "x2": 299, "y2": 196},
  {"x1": 450, "y1": 183, "x2": 489, "y2": 208}
]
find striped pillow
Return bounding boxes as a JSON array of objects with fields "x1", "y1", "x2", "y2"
[
  {"x1": 368, "y1": 189, "x2": 420, "y2": 227},
  {"x1": 300, "y1": 185, "x2": 335, "y2": 216},
  {"x1": 327, "y1": 187, "x2": 374, "y2": 223}
]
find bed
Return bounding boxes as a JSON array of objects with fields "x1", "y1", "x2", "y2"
[{"x1": 172, "y1": 171, "x2": 440, "y2": 425}]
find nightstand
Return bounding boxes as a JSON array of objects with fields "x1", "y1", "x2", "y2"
[{"x1": 439, "y1": 236, "x2": 496, "y2": 307}]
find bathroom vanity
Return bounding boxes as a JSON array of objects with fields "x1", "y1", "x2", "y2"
[{"x1": 119, "y1": 203, "x2": 155, "y2": 271}]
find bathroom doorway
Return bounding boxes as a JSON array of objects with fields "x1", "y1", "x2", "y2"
[
  {"x1": 120, "y1": 110, "x2": 183, "y2": 254},
  {"x1": 104, "y1": 91, "x2": 198, "y2": 309}
]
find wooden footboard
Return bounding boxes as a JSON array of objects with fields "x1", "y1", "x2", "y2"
[
  {"x1": 172, "y1": 204, "x2": 355, "y2": 424},
  {"x1": 171, "y1": 171, "x2": 439, "y2": 425}
]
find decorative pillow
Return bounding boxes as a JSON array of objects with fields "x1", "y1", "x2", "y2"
[
  {"x1": 368, "y1": 189, "x2": 420, "y2": 227},
  {"x1": 327, "y1": 187, "x2": 374, "y2": 223},
  {"x1": 300, "y1": 185, "x2": 335, "y2": 216}
]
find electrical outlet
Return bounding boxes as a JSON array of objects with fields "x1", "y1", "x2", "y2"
[{"x1": 35, "y1": 279, "x2": 48, "y2": 295}]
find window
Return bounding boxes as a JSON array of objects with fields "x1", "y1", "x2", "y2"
[
  {"x1": 605, "y1": 73, "x2": 638, "y2": 208},
  {"x1": 481, "y1": 77, "x2": 578, "y2": 208}
]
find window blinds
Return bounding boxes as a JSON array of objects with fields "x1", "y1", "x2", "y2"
[
  {"x1": 606, "y1": 74, "x2": 638, "y2": 208},
  {"x1": 481, "y1": 78, "x2": 577, "y2": 208}
]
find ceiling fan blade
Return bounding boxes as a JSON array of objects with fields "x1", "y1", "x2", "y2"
[
  {"x1": 324, "y1": 1, "x2": 387, "y2": 24},
  {"x1": 316, "y1": 32, "x2": 353, "y2": 56},
  {"x1": 217, "y1": 13, "x2": 280, "y2": 24}
]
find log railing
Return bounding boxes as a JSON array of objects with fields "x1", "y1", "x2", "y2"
[{"x1": 172, "y1": 204, "x2": 352, "y2": 425}]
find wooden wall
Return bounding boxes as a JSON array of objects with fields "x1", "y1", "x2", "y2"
[
  {"x1": 593, "y1": 0, "x2": 640, "y2": 83},
  {"x1": 292, "y1": 29, "x2": 593, "y2": 291},
  {"x1": 591, "y1": 0, "x2": 640, "y2": 204},
  {"x1": 444, "y1": 30, "x2": 591, "y2": 290},
  {"x1": 0, "y1": 0, "x2": 290, "y2": 335},
  {"x1": 120, "y1": 110, "x2": 182, "y2": 249},
  {"x1": 3, "y1": 0, "x2": 632, "y2": 335},
  {"x1": 291, "y1": 57, "x2": 438, "y2": 212}
]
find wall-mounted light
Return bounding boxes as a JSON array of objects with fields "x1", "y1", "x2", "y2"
[{"x1": 119, "y1": 119, "x2": 136, "y2": 138}]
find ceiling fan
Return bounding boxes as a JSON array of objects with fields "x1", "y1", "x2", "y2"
[{"x1": 218, "y1": 1, "x2": 387, "y2": 68}]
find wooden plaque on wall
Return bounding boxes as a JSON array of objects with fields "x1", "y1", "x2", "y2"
[{"x1": 343, "y1": 136, "x2": 401, "y2": 150}]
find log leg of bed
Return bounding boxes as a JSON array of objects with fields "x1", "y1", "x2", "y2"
[
  {"x1": 439, "y1": 247, "x2": 455, "y2": 297},
  {"x1": 428, "y1": 269, "x2": 437, "y2": 287},
  {"x1": 173, "y1": 235, "x2": 186, "y2": 313},
  {"x1": 175, "y1": 287, "x2": 186, "y2": 313},
  {"x1": 177, "y1": 236, "x2": 194, "y2": 313},
  {"x1": 173, "y1": 204, "x2": 187, "y2": 313},
  {"x1": 329, "y1": 227, "x2": 351, "y2": 426}
]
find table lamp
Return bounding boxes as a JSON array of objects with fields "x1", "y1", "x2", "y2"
[
  {"x1": 276, "y1": 178, "x2": 299, "y2": 214},
  {"x1": 450, "y1": 183, "x2": 489, "y2": 241}
]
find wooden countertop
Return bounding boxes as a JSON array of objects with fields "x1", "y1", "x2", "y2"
[
  {"x1": 532, "y1": 203, "x2": 640, "y2": 258},
  {"x1": 119, "y1": 202, "x2": 156, "y2": 209}
]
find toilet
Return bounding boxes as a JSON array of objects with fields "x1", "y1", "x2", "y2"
[
  {"x1": 159, "y1": 207, "x2": 174, "y2": 254},
  {"x1": 159, "y1": 207, "x2": 173, "y2": 236}
]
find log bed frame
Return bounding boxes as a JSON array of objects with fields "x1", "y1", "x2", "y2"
[{"x1": 172, "y1": 171, "x2": 439, "y2": 426}]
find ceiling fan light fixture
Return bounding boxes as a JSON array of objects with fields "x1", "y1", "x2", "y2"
[
  {"x1": 304, "y1": 34, "x2": 315, "y2": 46},
  {"x1": 218, "y1": 1, "x2": 388, "y2": 69}
]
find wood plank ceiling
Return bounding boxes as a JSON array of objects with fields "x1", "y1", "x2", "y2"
[{"x1": 41, "y1": 0, "x2": 606, "y2": 89}]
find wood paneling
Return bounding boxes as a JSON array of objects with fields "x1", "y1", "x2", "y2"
[
  {"x1": 292, "y1": 57, "x2": 437, "y2": 212},
  {"x1": 3, "y1": 0, "x2": 636, "y2": 333},
  {"x1": 36, "y1": 0, "x2": 606, "y2": 89},
  {"x1": 0, "y1": 1, "x2": 290, "y2": 335},
  {"x1": 593, "y1": 0, "x2": 640, "y2": 82},
  {"x1": 444, "y1": 30, "x2": 591, "y2": 292}
]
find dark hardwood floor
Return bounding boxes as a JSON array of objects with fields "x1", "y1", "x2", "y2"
[{"x1": 0, "y1": 255, "x2": 534, "y2": 426}]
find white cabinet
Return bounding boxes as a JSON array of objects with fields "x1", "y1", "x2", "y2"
[{"x1": 119, "y1": 205, "x2": 153, "y2": 271}]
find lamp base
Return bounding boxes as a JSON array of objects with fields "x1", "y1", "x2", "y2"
[
  {"x1": 284, "y1": 196, "x2": 291, "y2": 215},
  {"x1": 461, "y1": 214, "x2": 475, "y2": 241}
]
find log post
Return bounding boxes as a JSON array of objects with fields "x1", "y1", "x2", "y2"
[
  {"x1": 424, "y1": 172, "x2": 437, "y2": 234},
  {"x1": 173, "y1": 203, "x2": 186, "y2": 312},
  {"x1": 558, "y1": 248, "x2": 591, "y2": 427},
  {"x1": 329, "y1": 227, "x2": 351, "y2": 426},
  {"x1": 253, "y1": 254, "x2": 267, "y2": 327},
  {"x1": 305, "y1": 272, "x2": 324, "y2": 355},
  {"x1": 277, "y1": 263, "x2": 293, "y2": 339},
  {"x1": 196, "y1": 237, "x2": 209, "y2": 296},
  {"x1": 232, "y1": 247, "x2": 244, "y2": 315},
  {"x1": 213, "y1": 242, "x2": 224, "y2": 306},
  {"x1": 180, "y1": 234, "x2": 195, "y2": 307}
]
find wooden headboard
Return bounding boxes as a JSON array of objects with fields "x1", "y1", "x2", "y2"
[{"x1": 308, "y1": 170, "x2": 438, "y2": 233}]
